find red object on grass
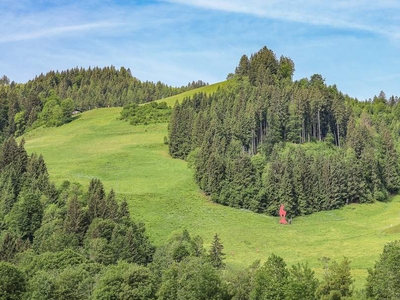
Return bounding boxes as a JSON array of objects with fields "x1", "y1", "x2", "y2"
[{"x1": 279, "y1": 204, "x2": 288, "y2": 224}]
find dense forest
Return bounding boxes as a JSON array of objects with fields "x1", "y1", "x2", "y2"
[
  {"x1": 0, "y1": 137, "x2": 399, "y2": 299},
  {"x1": 168, "y1": 46, "x2": 400, "y2": 218},
  {"x1": 0, "y1": 68, "x2": 206, "y2": 140}
]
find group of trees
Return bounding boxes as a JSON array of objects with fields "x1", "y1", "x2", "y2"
[
  {"x1": 0, "y1": 137, "x2": 155, "y2": 299},
  {"x1": 0, "y1": 67, "x2": 205, "y2": 141},
  {"x1": 168, "y1": 47, "x2": 400, "y2": 217},
  {"x1": 0, "y1": 137, "x2": 398, "y2": 300}
]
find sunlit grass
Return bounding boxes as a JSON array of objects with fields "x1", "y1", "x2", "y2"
[
  {"x1": 154, "y1": 81, "x2": 228, "y2": 107},
  {"x1": 22, "y1": 107, "x2": 400, "y2": 289}
]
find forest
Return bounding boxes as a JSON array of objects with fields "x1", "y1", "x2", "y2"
[
  {"x1": 0, "y1": 67, "x2": 206, "y2": 140},
  {"x1": 0, "y1": 46, "x2": 400, "y2": 299},
  {"x1": 168, "y1": 47, "x2": 400, "y2": 218}
]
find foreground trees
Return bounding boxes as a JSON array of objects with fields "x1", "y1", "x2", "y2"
[
  {"x1": 366, "y1": 240, "x2": 400, "y2": 299},
  {"x1": 0, "y1": 262, "x2": 26, "y2": 300},
  {"x1": 0, "y1": 138, "x2": 397, "y2": 299}
]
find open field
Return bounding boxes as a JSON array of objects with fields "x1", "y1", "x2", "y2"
[
  {"x1": 22, "y1": 107, "x2": 400, "y2": 288},
  {"x1": 155, "y1": 81, "x2": 228, "y2": 106}
]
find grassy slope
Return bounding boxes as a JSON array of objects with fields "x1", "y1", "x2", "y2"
[
  {"x1": 22, "y1": 107, "x2": 400, "y2": 288},
  {"x1": 155, "y1": 81, "x2": 228, "y2": 106}
]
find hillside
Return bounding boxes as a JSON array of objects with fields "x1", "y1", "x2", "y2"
[
  {"x1": 155, "y1": 81, "x2": 228, "y2": 107},
  {"x1": 22, "y1": 107, "x2": 400, "y2": 288}
]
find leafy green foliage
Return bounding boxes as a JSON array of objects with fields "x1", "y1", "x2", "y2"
[
  {"x1": 286, "y1": 262, "x2": 319, "y2": 300},
  {"x1": 0, "y1": 137, "x2": 157, "y2": 299},
  {"x1": 315, "y1": 257, "x2": 354, "y2": 300},
  {"x1": 6, "y1": 190, "x2": 43, "y2": 241},
  {"x1": 92, "y1": 261, "x2": 156, "y2": 300},
  {"x1": 228, "y1": 260, "x2": 260, "y2": 300},
  {"x1": 0, "y1": 133, "x2": 395, "y2": 298},
  {"x1": 157, "y1": 256, "x2": 229, "y2": 300},
  {"x1": 0, "y1": 262, "x2": 26, "y2": 300},
  {"x1": 366, "y1": 240, "x2": 400, "y2": 299},
  {"x1": 151, "y1": 230, "x2": 205, "y2": 283},
  {"x1": 250, "y1": 254, "x2": 289, "y2": 300}
]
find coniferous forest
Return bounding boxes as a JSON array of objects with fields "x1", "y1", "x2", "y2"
[
  {"x1": 1, "y1": 47, "x2": 400, "y2": 299},
  {"x1": 168, "y1": 47, "x2": 400, "y2": 218},
  {"x1": 0, "y1": 67, "x2": 206, "y2": 140}
]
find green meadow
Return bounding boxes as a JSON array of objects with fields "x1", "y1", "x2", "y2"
[
  {"x1": 22, "y1": 107, "x2": 400, "y2": 288},
  {"x1": 155, "y1": 81, "x2": 228, "y2": 106}
]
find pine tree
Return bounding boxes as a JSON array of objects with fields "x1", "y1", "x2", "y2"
[
  {"x1": 63, "y1": 195, "x2": 88, "y2": 242},
  {"x1": 235, "y1": 55, "x2": 250, "y2": 76},
  {"x1": 87, "y1": 178, "x2": 106, "y2": 221},
  {"x1": 118, "y1": 198, "x2": 130, "y2": 222},
  {"x1": 379, "y1": 124, "x2": 400, "y2": 193},
  {"x1": 105, "y1": 189, "x2": 119, "y2": 221},
  {"x1": 208, "y1": 233, "x2": 225, "y2": 269}
]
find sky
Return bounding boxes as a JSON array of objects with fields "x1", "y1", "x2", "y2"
[{"x1": 0, "y1": 0, "x2": 399, "y2": 100}]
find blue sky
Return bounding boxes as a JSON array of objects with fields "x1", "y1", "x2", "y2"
[{"x1": 0, "y1": 0, "x2": 399, "y2": 100}]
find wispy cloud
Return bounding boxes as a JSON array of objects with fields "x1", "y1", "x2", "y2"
[
  {"x1": 166, "y1": 0, "x2": 400, "y2": 41},
  {"x1": 0, "y1": 22, "x2": 123, "y2": 42}
]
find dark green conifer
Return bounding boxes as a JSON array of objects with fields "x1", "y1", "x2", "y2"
[{"x1": 208, "y1": 233, "x2": 225, "y2": 269}]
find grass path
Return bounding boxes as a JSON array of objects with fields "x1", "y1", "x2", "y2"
[{"x1": 22, "y1": 107, "x2": 400, "y2": 288}]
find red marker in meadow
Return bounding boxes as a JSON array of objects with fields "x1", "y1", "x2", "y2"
[{"x1": 279, "y1": 204, "x2": 288, "y2": 224}]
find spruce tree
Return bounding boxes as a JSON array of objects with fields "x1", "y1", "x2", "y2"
[
  {"x1": 208, "y1": 233, "x2": 225, "y2": 269},
  {"x1": 87, "y1": 178, "x2": 106, "y2": 221}
]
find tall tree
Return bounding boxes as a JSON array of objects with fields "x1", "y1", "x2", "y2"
[
  {"x1": 208, "y1": 233, "x2": 226, "y2": 269},
  {"x1": 250, "y1": 254, "x2": 289, "y2": 300},
  {"x1": 366, "y1": 240, "x2": 400, "y2": 299},
  {"x1": 315, "y1": 257, "x2": 354, "y2": 300}
]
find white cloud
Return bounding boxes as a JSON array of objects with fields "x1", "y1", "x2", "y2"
[
  {"x1": 0, "y1": 22, "x2": 123, "y2": 42},
  {"x1": 165, "y1": 0, "x2": 400, "y2": 41}
]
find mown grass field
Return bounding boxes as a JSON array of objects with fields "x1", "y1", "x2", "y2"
[
  {"x1": 22, "y1": 107, "x2": 400, "y2": 288},
  {"x1": 155, "y1": 81, "x2": 228, "y2": 106}
]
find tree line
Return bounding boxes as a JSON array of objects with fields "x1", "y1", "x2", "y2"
[
  {"x1": 0, "y1": 67, "x2": 206, "y2": 141},
  {"x1": 168, "y1": 47, "x2": 400, "y2": 218},
  {"x1": 0, "y1": 138, "x2": 399, "y2": 299}
]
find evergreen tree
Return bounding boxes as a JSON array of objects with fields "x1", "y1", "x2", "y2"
[
  {"x1": 87, "y1": 178, "x2": 106, "y2": 221},
  {"x1": 235, "y1": 55, "x2": 250, "y2": 76},
  {"x1": 208, "y1": 233, "x2": 226, "y2": 269},
  {"x1": 0, "y1": 231, "x2": 29, "y2": 262},
  {"x1": 63, "y1": 195, "x2": 88, "y2": 242}
]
